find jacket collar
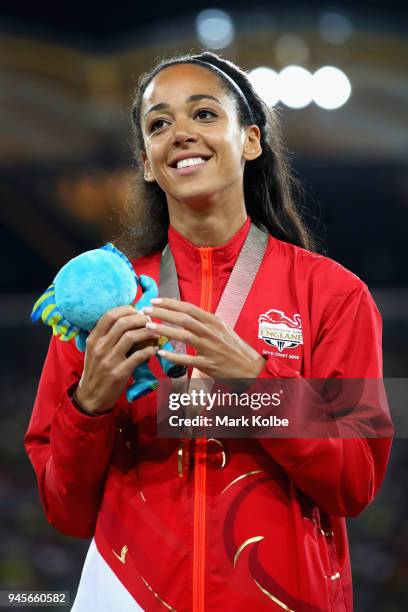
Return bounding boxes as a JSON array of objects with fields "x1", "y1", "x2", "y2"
[{"x1": 167, "y1": 216, "x2": 251, "y2": 279}]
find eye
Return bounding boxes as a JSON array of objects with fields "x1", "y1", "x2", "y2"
[
  {"x1": 149, "y1": 118, "x2": 169, "y2": 133},
  {"x1": 195, "y1": 109, "x2": 217, "y2": 120}
]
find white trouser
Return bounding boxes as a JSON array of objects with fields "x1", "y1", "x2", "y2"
[{"x1": 71, "y1": 539, "x2": 144, "y2": 611}]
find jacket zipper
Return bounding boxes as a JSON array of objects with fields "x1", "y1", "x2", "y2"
[{"x1": 192, "y1": 247, "x2": 212, "y2": 612}]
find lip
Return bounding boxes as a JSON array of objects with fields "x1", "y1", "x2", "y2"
[
  {"x1": 168, "y1": 153, "x2": 212, "y2": 168},
  {"x1": 171, "y1": 157, "x2": 212, "y2": 176}
]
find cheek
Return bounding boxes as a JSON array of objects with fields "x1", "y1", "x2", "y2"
[
  {"x1": 145, "y1": 137, "x2": 168, "y2": 168},
  {"x1": 219, "y1": 136, "x2": 245, "y2": 171},
  {"x1": 220, "y1": 124, "x2": 245, "y2": 159}
]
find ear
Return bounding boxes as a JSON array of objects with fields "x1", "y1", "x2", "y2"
[
  {"x1": 140, "y1": 151, "x2": 156, "y2": 183},
  {"x1": 242, "y1": 125, "x2": 262, "y2": 161}
]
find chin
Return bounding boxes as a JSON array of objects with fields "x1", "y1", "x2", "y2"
[
  {"x1": 172, "y1": 186, "x2": 220, "y2": 208},
  {"x1": 172, "y1": 183, "x2": 230, "y2": 208},
  {"x1": 182, "y1": 197, "x2": 218, "y2": 210}
]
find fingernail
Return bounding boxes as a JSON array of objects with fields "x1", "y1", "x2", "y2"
[
  {"x1": 150, "y1": 298, "x2": 162, "y2": 304},
  {"x1": 157, "y1": 349, "x2": 166, "y2": 356},
  {"x1": 142, "y1": 306, "x2": 153, "y2": 314},
  {"x1": 146, "y1": 321, "x2": 157, "y2": 330}
]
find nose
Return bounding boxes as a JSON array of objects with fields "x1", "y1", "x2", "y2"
[{"x1": 172, "y1": 117, "x2": 198, "y2": 147}]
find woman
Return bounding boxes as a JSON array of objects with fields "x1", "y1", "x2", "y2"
[{"x1": 25, "y1": 52, "x2": 392, "y2": 611}]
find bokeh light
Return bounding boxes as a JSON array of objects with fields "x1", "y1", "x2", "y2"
[
  {"x1": 313, "y1": 66, "x2": 352, "y2": 109},
  {"x1": 275, "y1": 33, "x2": 309, "y2": 65},
  {"x1": 278, "y1": 65, "x2": 313, "y2": 109},
  {"x1": 196, "y1": 9, "x2": 234, "y2": 49},
  {"x1": 248, "y1": 67, "x2": 279, "y2": 107},
  {"x1": 319, "y1": 12, "x2": 353, "y2": 44}
]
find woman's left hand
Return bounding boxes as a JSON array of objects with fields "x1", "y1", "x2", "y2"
[{"x1": 142, "y1": 298, "x2": 265, "y2": 379}]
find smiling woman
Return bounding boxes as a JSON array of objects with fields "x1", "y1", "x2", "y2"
[
  {"x1": 25, "y1": 51, "x2": 392, "y2": 612},
  {"x1": 139, "y1": 62, "x2": 262, "y2": 248},
  {"x1": 118, "y1": 51, "x2": 314, "y2": 258}
]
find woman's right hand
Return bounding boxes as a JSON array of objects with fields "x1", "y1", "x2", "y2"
[{"x1": 75, "y1": 306, "x2": 159, "y2": 415}]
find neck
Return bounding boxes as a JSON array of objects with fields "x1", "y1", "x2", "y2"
[{"x1": 167, "y1": 195, "x2": 247, "y2": 247}]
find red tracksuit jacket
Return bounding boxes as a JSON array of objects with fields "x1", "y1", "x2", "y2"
[{"x1": 25, "y1": 217, "x2": 392, "y2": 611}]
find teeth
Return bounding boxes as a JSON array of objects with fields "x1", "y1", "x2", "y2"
[{"x1": 176, "y1": 157, "x2": 207, "y2": 169}]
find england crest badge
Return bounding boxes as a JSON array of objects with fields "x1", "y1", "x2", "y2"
[{"x1": 258, "y1": 309, "x2": 303, "y2": 352}]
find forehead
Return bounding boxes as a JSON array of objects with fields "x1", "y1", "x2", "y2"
[{"x1": 142, "y1": 63, "x2": 230, "y2": 108}]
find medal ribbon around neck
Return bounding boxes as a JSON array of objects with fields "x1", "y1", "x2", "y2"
[{"x1": 159, "y1": 222, "x2": 269, "y2": 436}]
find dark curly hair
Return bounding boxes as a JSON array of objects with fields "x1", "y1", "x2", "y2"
[{"x1": 116, "y1": 51, "x2": 316, "y2": 257}]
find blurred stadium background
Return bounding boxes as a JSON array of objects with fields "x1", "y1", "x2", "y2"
[{"x1": 0, "y1": 1, "x2": 407, "y2": 610}]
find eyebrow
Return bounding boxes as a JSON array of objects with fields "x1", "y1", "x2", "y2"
[{"x1": 144, "y1": 94, "x2": 222, "y2": 117}]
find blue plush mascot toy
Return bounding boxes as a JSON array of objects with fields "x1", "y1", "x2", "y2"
[{"x1": 31, "y1": 243, "x2": 179, "y2": 401}]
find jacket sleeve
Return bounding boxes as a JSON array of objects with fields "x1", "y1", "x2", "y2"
[
  {"x1": 24, "y1": 335, "x2": 116, "y2": 538},
  {"x1": 256, "y1": 280, "x2": 393, "y2": 517}
]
